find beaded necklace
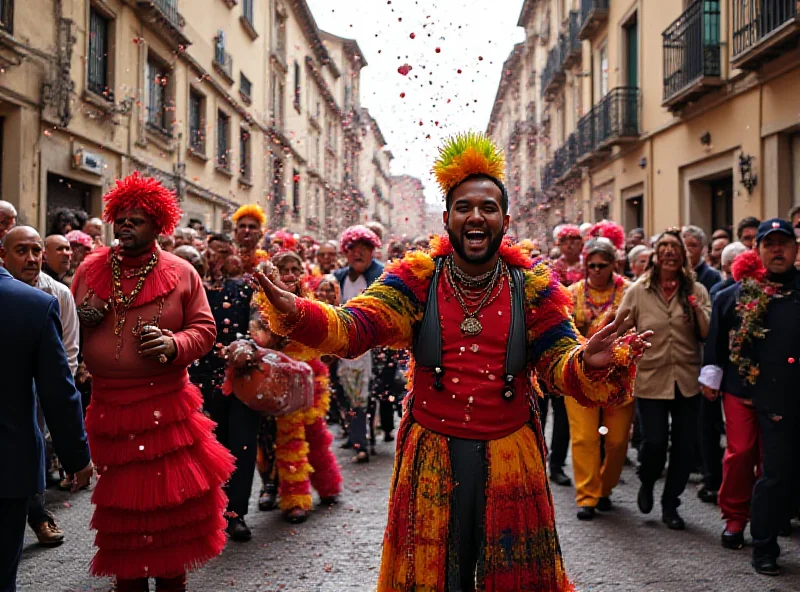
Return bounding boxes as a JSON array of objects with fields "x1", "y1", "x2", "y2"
[
  {"x1": 110, "y1": 248, "x2": 159, "y2": 359},
  {"x1": 446, "y1": 256, "x2": 506, "y2": 336}
]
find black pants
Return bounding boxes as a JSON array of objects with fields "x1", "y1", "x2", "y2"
[
  {"x1": 201, "y1": 385, "x2": 261, "y2": 517},
  {"x1": 348, "y1": 406, "x2": 370, "y2": 453},
  {"x1": 751, "y1": 410, "x2": 799, "y2": 559},
  {"x1": 538, "y1": 394, "x2": 569, "y2": 472},
  {"x1": 636, "y1": 390, "x2": 701, "y2": 510},
  {"x1": 699, "y1": 396, "x2": 723, "y2": 491},
  {"x1": 0, "y1": 497, "x2": 28, "y2": 592},
  {"x1": 26, "y1": 493, "x2": 50, "y2": 529},
  {"x1": 447, "y1": 437, "x2": 487, "y2": 592}
]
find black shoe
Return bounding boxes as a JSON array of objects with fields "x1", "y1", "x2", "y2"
[
  {"x1": 752, "y1": 555, "x2": 779, "y2": 576},
  {"x1": 662, "y1": 508, "x2": 685, "y2": 530},
  {"x1": 637, "y1": 483, "x2": 654, "y2": 514},
  {"x1": 549, "y1": 470, "x2": 572, "y2": 487},
  {"x1": 339, "y1": 441, "x2": 354, "y2": 450},
  {"x1": 384, "y1": 432, "x2": 395, "y2": 443},
  {"x1": 258, "y1": 486, "x2": 278, "y2": 512},
  {"x1": 721, "y1": 529, "x2": 745, "y2": 550},
  {"x1": 697, "y1": 487, "x2": 718, "y2": 504},
  {"x1": 576, "y1": 507, "x2": 595, "y2": 521},
  {"x1": 597, "y1": 497, "x2": 613, "y2": 512},
  {"x1": 226, "y1": 517, "x2": 252, "y2": 542}
]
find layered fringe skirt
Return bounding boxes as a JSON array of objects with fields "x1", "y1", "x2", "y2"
[
  {"x1": 85, "y1": 372, "x2": 234, "y2": 579},
  {"x1": 377, "y1": 416, "x2": 575, "y2": 592}
]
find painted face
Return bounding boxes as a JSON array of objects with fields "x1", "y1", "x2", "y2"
[
  {"x1": 655, "y1": 234, "x2": 685, "y2": 273},
  {"x1": 443, "y1": 178, "x2": 508, "y2": 265},
  {"x1": 113, "y1": 208, "x2": 158, "y2": 255}
]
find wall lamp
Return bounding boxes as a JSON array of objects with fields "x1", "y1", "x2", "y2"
[{"x1": 738, "y1": 153, "x2": 757, "y2": 194}]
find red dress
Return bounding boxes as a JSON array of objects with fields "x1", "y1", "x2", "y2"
[{"x1": 72, "y1": 246, "x2": 234, "y2": 579}]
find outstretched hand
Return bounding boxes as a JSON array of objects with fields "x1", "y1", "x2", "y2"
[
  {"x1": 583, "y1": 307, "x2": 653, "y2": 370},
  {"x1": 253, "y1": 262, "x2": 298, "y2": 317}
]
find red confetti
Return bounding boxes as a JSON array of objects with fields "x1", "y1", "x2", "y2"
[
  {"x1": 409, "y1": 32, "x2": 416, "y2": 39},
  {"x1": 397, "y1": 64, "x2": 412, "y2": 76},
  {"x1": 457, "y1": 69, "x2": 462, "y2": 74},
  {"x1": 399, "y1": 92, "x2": 406, "y2": 98},
  {"x1": 790, "y1": 358, "x2": 796, "y2": 364},
  {"x1": 435, "y1": 47, "x2": 441, "y2": 53}
]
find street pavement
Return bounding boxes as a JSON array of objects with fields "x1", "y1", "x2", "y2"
[{"x1": 17, "y1": 420, "x2": 800, "y2": 592}]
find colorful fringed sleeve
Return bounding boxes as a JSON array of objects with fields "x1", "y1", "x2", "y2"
[
  {"x1": 260, "y1": 251, "x2": 432, "y2": 359},
  {"x1": 524, "y1": 259, "x2": 635, "y2": 407}
]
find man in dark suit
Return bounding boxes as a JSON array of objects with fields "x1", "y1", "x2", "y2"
[
  {"x1": 333, "y1": 225, "x2": 385, "y2": 461},
  {"x1": 0, "y1": 265, "x2": 93, "y2": 592}
]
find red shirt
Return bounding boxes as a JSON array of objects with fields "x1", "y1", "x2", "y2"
[{"x1": 410, "y1": 271, "x2": 532, "y2": 440}]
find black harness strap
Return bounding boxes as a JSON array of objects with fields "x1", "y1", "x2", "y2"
[{"x1": 412, "y1": 257, "x2": 528, "y2": 400}]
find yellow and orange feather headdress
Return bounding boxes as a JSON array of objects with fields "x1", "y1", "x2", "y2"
[
  {"x1": 432, "y1": 131, "x2": 505, "y2": 195},
  {"x1": 231, "y1": 203, "x2": 267, "y2": 227}
]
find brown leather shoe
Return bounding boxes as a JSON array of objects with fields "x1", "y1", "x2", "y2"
[
  {"x1": 284, "y1": 507, "x2": 309, "y2": 524},
  {"x1": 33, "y1": 519, "x2": 65, "y2": 547}
]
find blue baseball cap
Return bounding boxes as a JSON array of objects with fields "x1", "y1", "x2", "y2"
[{"x1": 756, "y1": 218, "x2": 795, "y2": 244}]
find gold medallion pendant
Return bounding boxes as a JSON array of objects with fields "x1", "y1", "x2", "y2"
[{"x1": 460, "y1": 316, "x2": 483, "y2": 336}]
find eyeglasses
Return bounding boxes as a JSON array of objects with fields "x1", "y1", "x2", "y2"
[{"x1": 587, "y1": 263, "x2": 611, "y2": 271}]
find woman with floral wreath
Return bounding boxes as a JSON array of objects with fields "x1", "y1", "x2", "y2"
[
  {"x1": 619, "y1": 228, "x2": 711, "y2": 531},
  {"x1": 565, "y1": 236, "x2": 633, "y2": 521}
]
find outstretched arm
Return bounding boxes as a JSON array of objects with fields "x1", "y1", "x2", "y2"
[
  {"x1": 255, "y1": 255, "x2": 429, "y2": 359},
  {"x1": 526, "y1": 262, "x2": 649, "y2": 407}
]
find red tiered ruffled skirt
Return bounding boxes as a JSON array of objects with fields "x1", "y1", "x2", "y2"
[{"x1": 85, "y1": 371, "x2": 234, "y2": 579}]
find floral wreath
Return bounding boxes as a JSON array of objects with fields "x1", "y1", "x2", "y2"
[{"x1": 728, "y1": 276, "x2": 780, "y2": 386}]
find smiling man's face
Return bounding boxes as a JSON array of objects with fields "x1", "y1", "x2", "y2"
[{"x1": 443, "y1": 177, "x2": 508, "y2": 267}]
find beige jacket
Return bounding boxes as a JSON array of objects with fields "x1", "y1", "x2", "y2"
[{"x1": 619, "y1": 276, "x2": 711, "y2": 400}]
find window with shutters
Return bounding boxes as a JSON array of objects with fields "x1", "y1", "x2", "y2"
[
  {"x1": 88, "y1": 7, "x2": 111, "y2": 100},
  {"x1": 146, "y1": 55, "x2": 171, "y2": 135},
  {"x1": 217, "y1": 110, "x2": 231, "y2": 171},
  {"x1": 188, "y1": 89, "x2": 205, "y2": 153}
]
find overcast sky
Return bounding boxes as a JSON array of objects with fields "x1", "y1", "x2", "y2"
[{"x1": 306, "y1": 0, "x2": 526, "y2": 205}]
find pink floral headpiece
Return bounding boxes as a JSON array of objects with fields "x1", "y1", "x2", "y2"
[
  {"x1": 65, "y1": 230, "x2": 94, "y2": 250},
  {"x1": 340, "y1": 225, "x2": 382, "y2": 252},
  {"x1": 556, "y1": 225, "x2": 581, "y2": 241},
  {"x1": 588, "y1": 221, "x2": 626, "y2": 251}
]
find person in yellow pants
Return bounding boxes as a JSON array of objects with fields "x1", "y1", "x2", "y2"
[{"x1": 566, "y1": 230, "x2": 633, "y2": 520}]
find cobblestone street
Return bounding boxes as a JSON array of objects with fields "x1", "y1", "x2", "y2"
[{"x1": 18, "y1": 426, "x2": 800, "y2": 592}]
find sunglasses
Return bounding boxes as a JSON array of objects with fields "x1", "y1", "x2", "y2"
[{"x1": 587, "y1": 263, "x2": 611, "y2": 271}]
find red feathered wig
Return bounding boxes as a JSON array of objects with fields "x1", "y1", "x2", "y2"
[
  {"x1": 589, "y1": 220, "x2": 626, "y2": 251},
  {"x1": 103, "y1": 173, "x2": 183, "y2": 236}
]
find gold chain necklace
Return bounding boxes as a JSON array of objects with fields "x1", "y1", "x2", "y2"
[
  {"x1": 111, "y1": 249, "x2": 159, "y2": 359},
  {"x1": 446, "y1": 257, "x2": 506, "y2": 336}
]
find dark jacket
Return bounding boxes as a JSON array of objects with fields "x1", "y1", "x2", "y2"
[
  {"x1": 695, "y1": 261, "x2": 722, "y2": 295},
  {"x1": 704, "y1": 270, "x2": 800, "y2": 413},
  {"x1": 709, "y1": 277, "x2": 735, "y2": 301},
  {"x1": 333, "y1": 259, "x2": 385, "y2": 294},
  {"x1": 0, "y1": 267, "x2": 91, "y2": 498}
]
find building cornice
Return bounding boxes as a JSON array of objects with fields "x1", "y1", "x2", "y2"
[
  {"x1": 305, "y1": 56, "x2": 343, "y2": 119},
  {"x1": 285, "y1": 0, "x2": 341, "y2": 78},
  {"x1": 486, "y1": 43, "x2": 525, "y2": 135}
]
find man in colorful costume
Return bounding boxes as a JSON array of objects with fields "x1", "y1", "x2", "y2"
[
  {"x1": 255, "y1": 132, "x2": 650, "y2": 591},
  {"x1": 231, "y1": 204, "x2": 269, "y2": 275},
  {"x1": 243, "y1": 245, "x2": 343, "y2": 523},
  {"x1": 71, "y1": 174, "x2": 234, "y2": 592}
]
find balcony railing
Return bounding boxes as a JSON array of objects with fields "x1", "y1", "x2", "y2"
[
  {"x1": 542, "y1": 161, "x2": 557, "y2": 193},
  {"x1": 213, "y1": 43, "x2": 234, "y2": 83},
  {"x1": 541, "y1": 44, "x2": 565, "y2": 100},
  {"x1": 595, "y1": 87, "x2": 640, "y2": 148},
  {"x1": 577, "y1": 109, "x2": 596, "y2": 160},
  {"x1": 136, "y1": 0, "x2": 191, "y2": 48},
  {"x1": 732, "y1": 0, "x2": 799, "y2": 70},
  {"x1": 562, "y1": 11, "x2": 583, "y2": 68},
  {"x1": 579, "y1": 0, "x2": 609, "y2": 40},
  {"x1": 663, "y1": 0, "x2": 722, "y2": 110}
]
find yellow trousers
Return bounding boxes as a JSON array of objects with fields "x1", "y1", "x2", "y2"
[{"x1": 564, "y1": 397, "x2": 635, "y2": 508}]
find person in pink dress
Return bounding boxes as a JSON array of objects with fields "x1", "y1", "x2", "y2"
[{"x1": 71, "y1": 174, "x2": 234, "y2": 592}]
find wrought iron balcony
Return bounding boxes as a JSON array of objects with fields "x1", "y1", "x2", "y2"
[
  {"x1": 135, "y1": 0, "x2": 191, "y2": 49},
  {"x1": 542, "y1": 161, "x2": 557, "y2": 193},
  {"x1": 577, "y1": 109, "x2": 596, "y2": 161},
  {"x1": 562, "y1": 11, "x2": 583, "y2": 69},
  {"x1": 663, "y1": 0, "x2": 723, "y2": 111},
  {"x1": 731, "y1": 0, "x2": 799, "y2": 70},
  {"x1": 213, "y1": 42, "x2": 234, "y2": 84},
  {"x1": 592, "y1": 87, "x2": 640, "y2": 149},
  {"x1": 541, "y1": 44, "x2": 565, "y2": 101},
  {"x1": 579, "y1": 0, "x2": 609, "y2": 40}
]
